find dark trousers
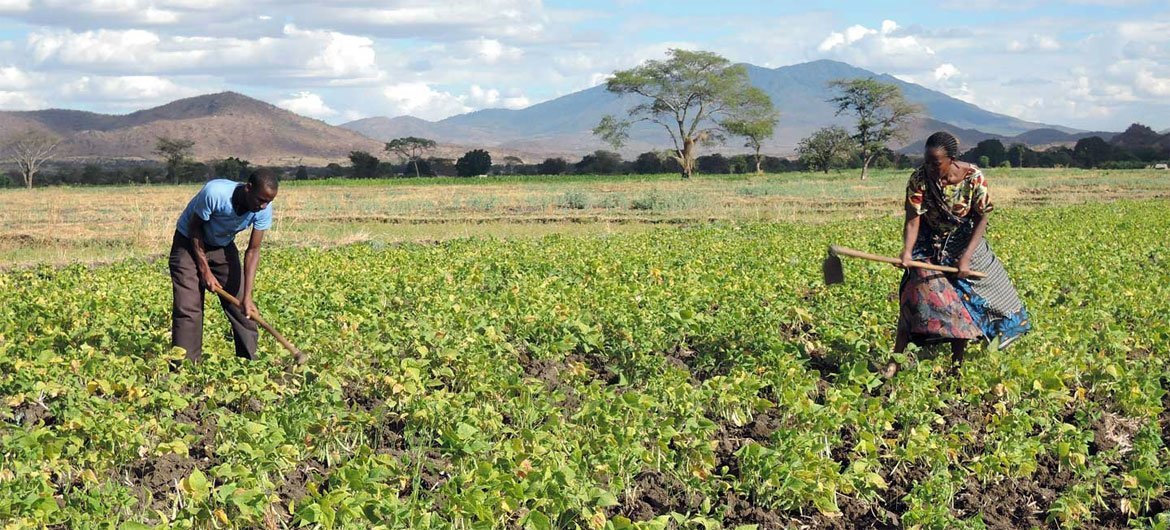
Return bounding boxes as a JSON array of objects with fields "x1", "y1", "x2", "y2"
[{"x1": 169, "y1": 231, "x2": 258, "y2": 361}]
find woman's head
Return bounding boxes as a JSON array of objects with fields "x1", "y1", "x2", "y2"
[{"x1": 924, "y1": 131, "x2": 960, "y2": 171}]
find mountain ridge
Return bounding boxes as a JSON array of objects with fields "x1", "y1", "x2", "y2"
[{"x1": 343, "y1": 59, "x2": 1095, "y2": 156}]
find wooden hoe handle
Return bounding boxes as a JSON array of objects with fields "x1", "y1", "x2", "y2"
[
  {"x1": 211, "y1": 286, "x2": 307, "y2": 363},
  {"x1": 830, "y1": 245, "x2": 988, "y2": 279}
]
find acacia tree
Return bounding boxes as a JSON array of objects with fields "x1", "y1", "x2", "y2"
[
  {"x1": 594, "y1": 49, "x2": 773, "y2": 179},
  {"x1": 722, "y1": 92, "x2": 779, "y2": 175},
  {"x1": 456, "y1": 149, "x2": 491, "y2": 177},
  {"x1": 385, "y1": 137, "x2": 437, "y2": 178},
  {"x1": 828, "y1": 78, "x2": 920, "y2": 179},
  {"x1": 154, "y1": 136, "x2": 196, "y2": 184},
  {"x1": 348, "y1": 150, "x2": 380, "y2": 178},
  {"x1": 4, "y1": 130, "x2": 61, "y2": 189},
  {"x1": 500, "y1": 156, "x2": 524, "y2": 175},
  {"x1": 797, "y1": 126, "x2": 856, "y2": 173}
]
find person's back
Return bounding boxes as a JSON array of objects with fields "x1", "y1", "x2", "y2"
[{"x1": 176, "y1": 179, "x2": 273, "y2": 247}]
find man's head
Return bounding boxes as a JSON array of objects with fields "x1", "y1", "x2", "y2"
[{"x1": 242, "y1": 168, "x2": 279, "y2": 213}]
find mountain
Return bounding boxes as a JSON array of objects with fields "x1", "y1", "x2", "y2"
[
  {"x1": 0, "y1": 92, "x2": 387, "y2": 165},
  {"x1": 345, "y1": 59, "x2": 1078, "y2": 156},
  {"x1": 3, "y1": 92, "x2": 553, "y2": 164},
  {"x1": 1110, "y1": 124, "x2": 1162, "y2": 149},
  {"x1": 1110, "y1": 123, "x2": 1170, "y2": 155},
  {"x1": 1008, "y1": 128, "x2": 1116, "y2": 146}
]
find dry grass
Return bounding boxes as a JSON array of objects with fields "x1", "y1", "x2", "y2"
[{"x1": 3, "y1": 168, "x2": 1168, "y2": 268}]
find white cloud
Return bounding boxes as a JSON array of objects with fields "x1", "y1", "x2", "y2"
[
  {"x1": 283, "y1": 25, "x2": 380, "y2": 81},
  {"x1": 378, "y1": 82, "x2": 532, "y2": 120},
  {"x1": 60, "y1": 74, "x2": 201, "y2": 101},
  {"x1": 468, "y1": 84, "x2": 529, "y2": 108},
  {"x1": 0, "y1": 66, "x2": 36, "y2": 90},
  {"x1": 0, "y1": 90, "x2": 45, "y2": 109},
  {"x1": 465, "y1": 37, "x2": 523, "y2": 64},
  {"x1": 816, "y1": 19, "x2": 937, "y2": 72},
  {"x1": 1135, "y1": 70, "x2": 1170, "y2": 96},
  {"x1": 0, "y1": 0, "x2": 235, "y2": 28},
  {"x1": 25, "y1": 25, "x2": 382, "y2": 83},
  {"x1": 1007, "y1": 34, "x2": 1062, "y2": 52},
  {"x1": 305, "y1": 0, "x2": 552, "y2": 42},
  {"x1": 381, "y1": 82, "x2": 472, "y2": 119},
  {"x1": 933, "y1": 63, "x2": 960, "y2": 81},
  {"x1": 276, "y1": 91, "x2": 338, "y2": 119}
]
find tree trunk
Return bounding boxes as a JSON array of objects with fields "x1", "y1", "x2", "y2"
[
  {"x1": 680, "y1": 136, "x2": 695, "y2": 179},
  {"x1": 413, "y1": 160, "x2": 421, "y2": 178},
  {"x1": 24, "y1": 169, "x2": 32, "y2": 189},
  {"x1": 861, "y1": 154, "x2": 875, "y2": 180},
  {"x1": 754, "y1": 146, "x2": 763, "y2": 175}
]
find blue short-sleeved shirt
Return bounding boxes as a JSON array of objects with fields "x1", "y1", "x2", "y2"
[{"x1": 175, "y1": 179, "x2": 273, "y2": 247}]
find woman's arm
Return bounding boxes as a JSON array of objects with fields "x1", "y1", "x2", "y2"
[{"x1": 899, "y1": 212, "x2": 920, "y2": 268}]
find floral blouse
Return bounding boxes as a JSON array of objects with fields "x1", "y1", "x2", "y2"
[{"x1": 905, "y1": 164, "x2": 993, "y2": 233}]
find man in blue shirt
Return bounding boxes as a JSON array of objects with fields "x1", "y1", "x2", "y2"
[{"x1": 169, "y1": 168, "x2": 278, "y2": 362}]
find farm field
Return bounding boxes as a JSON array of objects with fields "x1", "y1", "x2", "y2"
[
  {"x1": 1, "y1": 191, "x2": 1168, "y2": 528},
  {"x1": 1, "y1": 168, "x2": 1168, "y2": 268}
]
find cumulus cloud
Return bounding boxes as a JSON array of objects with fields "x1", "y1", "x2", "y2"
[
  {"x1": 816, "y1": 20, "x2": 937, "y2": 71},
  {"x1": 1135, "y1": 69, "x2": 1170, "y2": 96},
  {"x1": 465, "y1": 37, "x2": 523, "y2": 64},
  {"x1": 276, "y1": 91, "x2": 338, "y2": 119},
  {"x1": 1007, "y1": 34, "x2": 1062, "y2": 52},
  {"x1": 25, "y1": 25, "x2": 382, "y2": 83},
  {"x1": 0, "y1": 0, "x2": 236, "y2": 29},
  {"x1": 468, "y1": 84, "x2": 529, "y2": 108},
  {"x1": 378, "y1": 82, "x2": 531, "y2": 120},
  {"x1": 0, "y1": 90, "x2": 45, "y2": 109},
  {"x1": 60, "y1": 74, "x2": 201, "y2": 101},
  {"x1": 0, "y1": 65, "x2": 36, "y2": 90},
  {"x1": 381, "y1": 82, "x2": 472, "y2": 120}
]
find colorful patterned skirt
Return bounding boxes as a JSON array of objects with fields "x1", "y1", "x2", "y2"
[{"x1": 898, "y1": 226, "x2": 1032, "y2": 349}]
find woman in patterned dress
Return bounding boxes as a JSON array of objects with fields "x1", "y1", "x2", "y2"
[{"x1": 885, "y1": 131, "x2": 1032, "y2": 377}]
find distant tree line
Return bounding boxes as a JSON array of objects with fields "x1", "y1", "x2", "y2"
[
  {"x1": 5, "y1": 127, "x2": 1167, "y2": 189},
  {"x1": 956, "y1": 124, "x2": 1169, "y2": 169}
]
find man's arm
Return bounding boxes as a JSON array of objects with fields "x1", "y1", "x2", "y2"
[
  {"x1": 240, "y1": 227, "x2": 265, "y2": 319},
  {"x1": 188, "y1": 216, "x2": 222, "y2": 293}
]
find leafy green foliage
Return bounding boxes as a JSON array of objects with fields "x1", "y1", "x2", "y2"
[
  {"x1": 797, "y1": 126, "x2": 856, "y2": 173},
  {"x1": 827, "y1": 78, "x2": 920, "y2": 179},
  {"x1": 595, "y1": 49, "x2": 773, "y2": 179},
  {"x1": 1, "y1": 201, "x2": 1167, "y2": 528},
  {"x1": 348, "y1": 150, "x2": 380, "y2": 179},
  {"x1": 456, "y1": 149, "x2": 492, "y2": 177}
]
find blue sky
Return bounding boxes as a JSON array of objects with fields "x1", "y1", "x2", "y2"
[{"x1": 0, "y1": 0, "x2": 1165, "y2": 131}]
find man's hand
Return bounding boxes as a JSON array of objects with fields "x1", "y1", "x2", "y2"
[
  {"x1": 200, "y1": 268, "x2": 223, "y2": 294},
  {"x1": 956, "y1": 257, "x2": 974, "y2": 279},
  {"x1": 241, "y1": 295, "x2": 260, "y2": 320}
]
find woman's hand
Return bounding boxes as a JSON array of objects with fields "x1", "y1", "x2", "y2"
[
  {"x1": 896, "y1": 249, "x2": 914, "y2": 269},
  {"x1": 956, "y1": 257, "x2": 973, "y2": 279}
]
